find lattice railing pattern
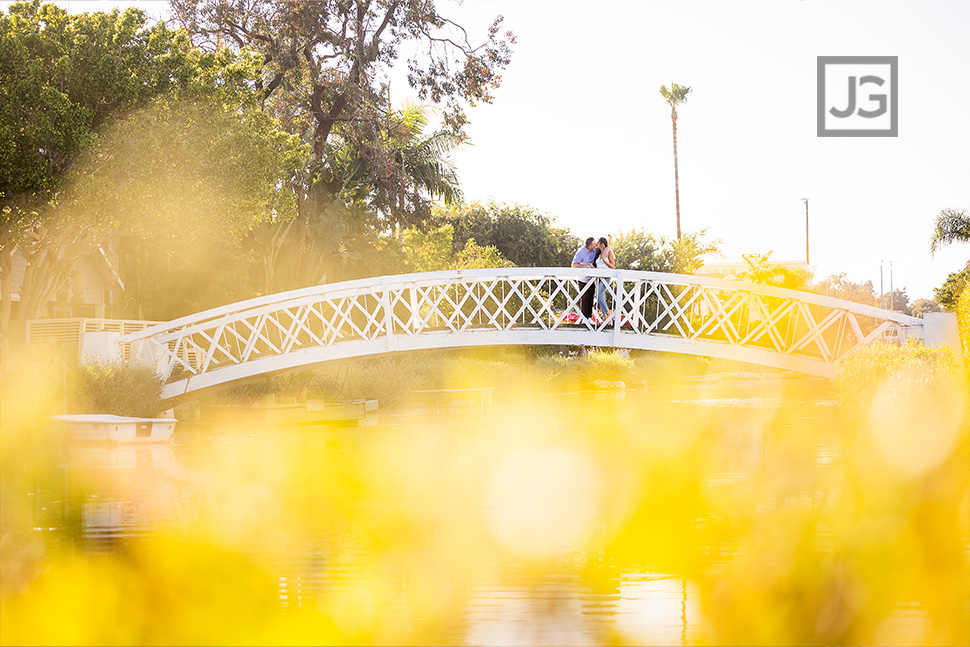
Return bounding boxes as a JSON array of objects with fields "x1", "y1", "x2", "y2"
[{"x1": 119, "y1": 268, "x2": 923, "y2": 393}]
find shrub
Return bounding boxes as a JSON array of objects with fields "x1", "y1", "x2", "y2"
[
  {"x1": 834, "y1": 338, "x2": 967, "y2": 432},
  {"x1": 310, "y1": 356, "x2": 439, "y2": 408},
  {"x1": 933, "y1": 265, "x2": 970, "y2": 310},
  {"x1": 534, "y1": 350, "x2": 638, "y2": 392},
  {"x1": 959, "y1": 287, "x2": 970, "y2": 371},
  {"x1": 69, "y1": 359, "x2": 164, "y2": 417}
]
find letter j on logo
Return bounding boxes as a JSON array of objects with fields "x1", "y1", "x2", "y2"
[{"x1": 818, "y1": 56, "x2": 898, "y2": 137}]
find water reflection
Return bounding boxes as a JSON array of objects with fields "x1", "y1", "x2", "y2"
[
  {"x1": 615, "y1": 574, "x2": 698, "y2": 646},
  {"x1": 8, "y1": 382, "x2": 948, "y2": 646},
  {"x1": 465, "y1": 576, "x2": 601, "y2": 646}
]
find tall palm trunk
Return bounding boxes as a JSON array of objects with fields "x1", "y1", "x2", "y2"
[
  {"x1": 660, "y1": 82, "x2": 691, "y2": 241},
  {"x1": 671, "y1": 108, "x2": 681, "y2": 240}
]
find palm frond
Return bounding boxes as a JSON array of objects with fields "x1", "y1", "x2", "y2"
[
  {"x1": 659, "y1": 81, "x2": 692, "y2": 108},
  {"x1": 930, "y1": 208, "x2": 970, "y2": 255},
  {"x1": 408, "y1": 130, "x2": 461, "y2": 159},
  {"x1": 405, "y1": 156, "x2": 462, "y2": 207},
  {"x1": 397, "y1": 101, "x2": 430, "y2": 137}
]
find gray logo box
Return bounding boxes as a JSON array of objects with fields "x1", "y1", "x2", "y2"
[{"x1": 817, "y1": 56, "x2": 898, "y2": 137}]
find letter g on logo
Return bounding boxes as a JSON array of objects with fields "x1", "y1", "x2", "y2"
[{"x1": 856, "y1": 75, "x2": 887, "y2": 118}]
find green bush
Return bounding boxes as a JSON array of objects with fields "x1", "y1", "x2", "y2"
[
  {"x1": 581, "y1": 349, "x2": 637, "y2": 382},
  {"x1": 958, "y1": 288, "x2": 970, "y2": 371},
  {"x1": 310, "y1": 356, "x2": 439, "y2": 408},
  {"x1": 933, "y1": 265, "x2": 970, "y2": 310},
  {"x1": 69, "y1": 359, "x2": 164, "y2": 417},
  {"x1": 834, "y1": 338, "x2": 966, "y2": 425},
  {"x1": 534, "y1": 350, "x2": 639, "y2": 392}
]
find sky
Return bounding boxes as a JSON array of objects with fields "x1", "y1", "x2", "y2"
[{"x1": 9, "y1": 0, "x2": 970, "y2": 299}]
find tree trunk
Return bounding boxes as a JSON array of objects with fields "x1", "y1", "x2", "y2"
[
  {"x1": 18, "y1": 224, "x2": 96, "y2": 323},
  {"x1": 0, "y1": 231, "x2": 13, "y2": 341},
  {"x1": 256, "y1": 218, "x2": 296, "y2": 295},
  {"x1": 671, "y1": 114, "x2": 681, "y2": 240},
  {"x1": 0, "y1": 233, "x2": 14, "y2": 363}
]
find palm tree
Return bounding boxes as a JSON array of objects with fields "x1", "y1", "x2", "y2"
[
  {"x1": 659, "y1": 82, "x2": 692, "y2": 239},
  {"x1": 250, "y1": 102, "x2": 464, "y2": 293},
  {"x1": 930, "y1": 208, "x2": 970, "y2": 255},
  {"x1": 736, "y1": 252, "x2": 811, "y2": 291},
  {"x1": 396, "y1": 102, "x2": 463, "y2": 209}
]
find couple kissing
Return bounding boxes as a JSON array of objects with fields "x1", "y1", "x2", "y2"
[{"x1": 571, "y1": 237, "x2": 616, "y2": 321}]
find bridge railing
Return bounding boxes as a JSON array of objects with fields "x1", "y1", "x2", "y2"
[{"x1": 118, "y1": 268, "x2": 925, "y2": 394}]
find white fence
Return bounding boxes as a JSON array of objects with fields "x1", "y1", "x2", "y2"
[{"x1": 26, "y1": 318, "x2": 159, "y2": 362}]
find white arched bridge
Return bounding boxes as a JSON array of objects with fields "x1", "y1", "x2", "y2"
[{"x1": 118, "y1": 268, "x2": 930, "y2": 402}]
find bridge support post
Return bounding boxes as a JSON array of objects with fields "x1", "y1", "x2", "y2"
[
  {"x1": 380, "y1": 277, "x2": 396, "y2": 352},
  {"x1": 612, "y1": 270, "x2": 625, "y2": 347}
]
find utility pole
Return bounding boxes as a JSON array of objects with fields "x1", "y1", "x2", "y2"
[
  {"x1": 880, "y1": 261, "x2": 884, "y2": 310},
  {"x1": 801, "y1": 198, "x2": 810, "y2": 266},
  {"x1": 889, "y1": 261, "x2": 894, "y2": 311}
]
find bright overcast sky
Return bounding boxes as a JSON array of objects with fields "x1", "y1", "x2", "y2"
[{"x1": 10, "y1": 0, "x2": 970, "y2": 299}]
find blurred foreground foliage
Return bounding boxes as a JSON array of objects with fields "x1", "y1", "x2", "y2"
[{"x1": 1, "y1": 347, "x2": 968, "y2": 646}]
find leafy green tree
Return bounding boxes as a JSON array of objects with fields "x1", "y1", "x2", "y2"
[
  {"x1": 85, "y1": 93, "x2": 306, "y2": 323},
  {"x1": 812, "y1": 273, "x2": 877, "y2": 307},
  {"x1": 72, "y1": 97, "x2": 303, "y2": 243},
  {"x1": 22, "y1": 77, "x2": 301, "y2": 325},
  {"x1": 610, "y1": 229, "x2": 665, "y2": 272},
  {"x1": 910, "y1": 298, "x2": 942, "y2": 318},
  {"x1": 438, "y1": 201, "x2": 578, "y2": 267},
  {"x1": 0, "y1": 1, "x2": 208, "y2": 340},
  {"x1": 249, "y1": 101, "x2": 464, "y2": 293},
  {"x1": 401, "y1": 225, "x2": 455, "y2": 273},
  {"x1": 877, "y1": 288, "x2": 911, "y2": 314},
  {"x1": 171, "y1": 0, "x2": 514, "y2": 253},
  {"x1": 735, "y1": 252, "x2": 813, "y2": 291},
  {"x1": 667, "y1": 230, "x2": 721, "y2": 274},
  {"x1": 934, "y1": 265, "x2": 970, "y2": 311},
  {"x1": 67, "y1": 95, "x2": 305, "y2": 318},
  {"x1": 400, "y1": 224, "x2": 512, "y2": 273},
  {"x1": 930, "y1": 208, "x2": 970, "y2": 255},
  {"x1": 116, "y1": 236, "x2": 259, "y2": 321},
  {"x1": 453, "y1": 238, "x2": 515, "y2": 270},
  {"x1": 611, "y1": 228, "x2": 719, "y2": 274},
  {"x1": 0, "y1": 2, "x2": 299, "y2": 337},
  {"x1": 0, "y1": 1, "x2": 202, "y2": 207},
  {"x1": 659, "y1": 82, "x2": 691, "y2": 239}
]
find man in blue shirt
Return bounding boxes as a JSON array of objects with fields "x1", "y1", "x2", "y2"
[{"x1": 571, "y1": 237, "x2": 597, "y2": 322}]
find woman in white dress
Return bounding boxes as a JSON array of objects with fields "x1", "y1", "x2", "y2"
[{"x1": 594, "y1": 237, "x2": 615, "y2": 316}]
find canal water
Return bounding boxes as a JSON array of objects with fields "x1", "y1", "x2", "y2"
[{"x1": 5, "y1": 379, "x2": 967, "y2": 646}]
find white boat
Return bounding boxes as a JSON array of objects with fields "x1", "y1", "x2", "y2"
[{"x1": 52, "y1": 414, "x2": 176, "y2": 443}]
